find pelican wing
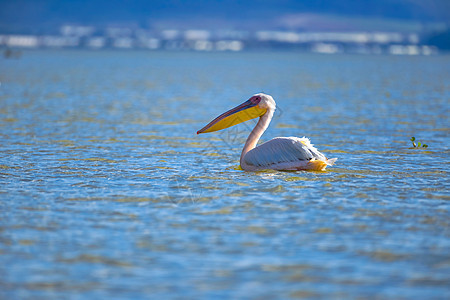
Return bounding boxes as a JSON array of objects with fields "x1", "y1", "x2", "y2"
[{"x1": 243, "y1": 137, "x2": 331, "y2": 170}]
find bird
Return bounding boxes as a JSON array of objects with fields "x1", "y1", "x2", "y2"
[{"x1": 197, "y1": 93, "x2": 337, "y2": 171}]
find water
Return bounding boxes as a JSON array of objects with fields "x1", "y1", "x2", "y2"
[{"x1": 1, "y1": 50, "x2": 449, "y2": 299}]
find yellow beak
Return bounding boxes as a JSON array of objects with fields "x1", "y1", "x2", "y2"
[{"x1": 197, "y1": 99, "x2": 267, "y2": 134}]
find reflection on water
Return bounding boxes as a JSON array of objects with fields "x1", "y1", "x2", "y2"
[{"x1": 0, "y1": 50, "x2": 449, "y2": 299}]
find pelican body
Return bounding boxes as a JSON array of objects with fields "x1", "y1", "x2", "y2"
[{"x1": 197, "y1": 93, "x2": 336, "y2": 171}]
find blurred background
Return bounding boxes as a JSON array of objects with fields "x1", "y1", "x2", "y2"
[{"x1": 1, "y1": 0, "x2": 450, "y2": 54}]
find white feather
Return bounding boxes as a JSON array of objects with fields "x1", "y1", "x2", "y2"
[{"x1": 244, "y1": 137, "x2": 333, "y2": 170}]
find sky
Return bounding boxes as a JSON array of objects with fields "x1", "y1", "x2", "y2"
[{"x1": 0, "y1": 0, "x2": 449, "y2": 33}]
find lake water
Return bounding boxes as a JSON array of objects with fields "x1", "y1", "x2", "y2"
[{"x1": 1, "y1": 50, "x2": 449, "y2": 299}]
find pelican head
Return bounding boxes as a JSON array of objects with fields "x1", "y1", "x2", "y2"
[{"x1": 197, "y1": 93, "x2": 276, "y2": 134}]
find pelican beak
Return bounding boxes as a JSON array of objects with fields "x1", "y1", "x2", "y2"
[{"x1": 197, "y1": 99, "x2": 267, "y2": 134}]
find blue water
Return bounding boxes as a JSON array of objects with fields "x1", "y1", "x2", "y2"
[{"x1": 1, "y1": 50, "x2": 449, "y2": 299}]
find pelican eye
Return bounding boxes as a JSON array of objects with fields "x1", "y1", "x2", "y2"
[{"x1": 251, "y1": 96, "x2": 261, "y2": 104}]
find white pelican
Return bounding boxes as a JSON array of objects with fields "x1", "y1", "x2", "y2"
[{"x1": 197, "y1": 93, "x2": 337, "y2": 171}]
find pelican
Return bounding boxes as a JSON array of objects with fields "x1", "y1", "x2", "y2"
[{"x1": 197, "y1": 93, "x2": 337, "y2": 171}]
